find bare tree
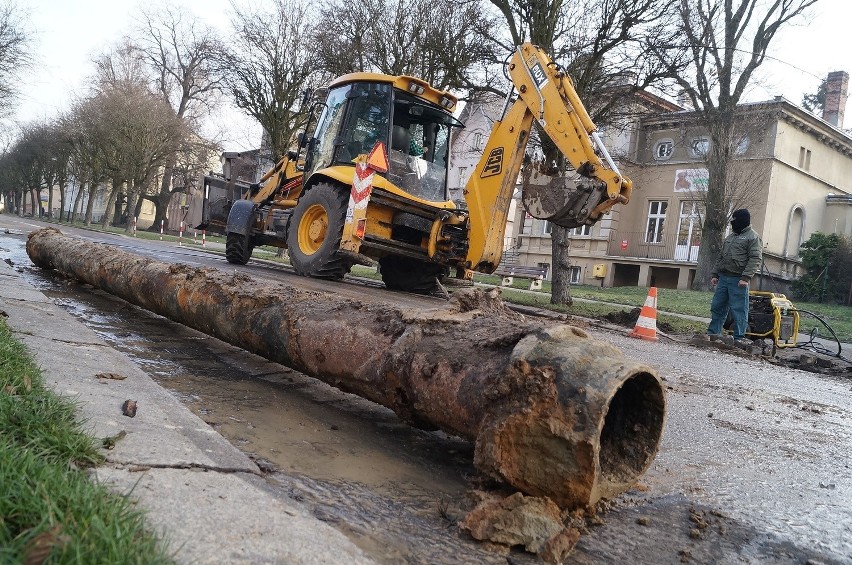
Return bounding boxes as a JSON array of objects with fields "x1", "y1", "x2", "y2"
[
  {"x1": 68, "y1": 41, "x2": 188, "y2": 230},
  {"x1": 315, "y1": 0, "x2": 496, "y2": 92},
  {"x1": 651, "y1": 0, "x2": 818, "y2": 290},
  {"x1": 216, "y1": 0, "x2": 318, "y2": 162},
  {"x1": 135, "y1": 4, "x2": 223, "y2": 230},
  {"x1": 64, "y1": 98, "x2": 111, "y2": 225},
  {"x1": 1, "y1": 121, "x2": 72, "y2": 218},
  {"x1": 486, "y1": 0, "x2": 679, "y2": 305},
  {"x1": 94, "y1": 84, "x2": 187, "y2": 231},
  {"x1": 0, "y1": 1, "x2": 33, "y2": 116}
]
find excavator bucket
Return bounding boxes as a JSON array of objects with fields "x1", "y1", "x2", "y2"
[
  {"x1": 196, "y1": 175, "x2": 250, "y2": 234},
  {"x1": 520, "y1": 169, "x2": 609, "y2": 229}
]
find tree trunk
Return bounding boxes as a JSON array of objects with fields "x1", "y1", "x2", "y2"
[
  {"x1": 84, "y1": 183, "x2": 97, "y2": 226},
  {"x1": 59, "y1": 186, "x2": 66, "y2": 222},
  {"x1": 100, "y1": 180, "x2": 121, "y2": 228},
  {"x1": 550, "y1": 226, "x2": 573, "y2": 305},
  {"x1": 125, "y1": 180, "x2": 140, "y2": 233},
  {"x1": 70, "y1": 178, "x2": 87, "y2": 225},
  {"x1": 152, "y1": 158, "x2": 176, "y2": 231},
  {"x1": 47, "y1": 185, "x2": 55, "y2": 219},
  {"x1": 692, "y1": 121, "x2": 734, "y2": 290},
  {"x1": 147, "y1": 190, "x2": 172, "y2": 232},
  {"x1": 26, "y1": 227, "x2": 666, "y2": 510}
]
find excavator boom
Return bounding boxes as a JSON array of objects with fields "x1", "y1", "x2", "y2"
[{"x1": 463, "y1": 43, "x2": 632, "y2": 272}]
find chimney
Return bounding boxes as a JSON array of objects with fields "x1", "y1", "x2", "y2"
[{"x1": 823, "y1": 71, "x2": 849, "y2": 128}]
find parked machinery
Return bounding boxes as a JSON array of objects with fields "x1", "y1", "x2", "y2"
[{"x1": 199, "y1": 43, "x2": 631, "y2": 294}]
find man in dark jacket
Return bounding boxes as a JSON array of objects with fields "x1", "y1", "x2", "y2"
[{"x1": 707, "y1": 208, "x2": 763, "y2": 342}]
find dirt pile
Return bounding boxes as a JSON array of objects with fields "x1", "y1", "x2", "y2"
[{"x1": 460, "y1": 491, "x2": 580, "y2": 563}]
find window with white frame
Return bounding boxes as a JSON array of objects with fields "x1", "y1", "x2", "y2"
[
  {"x1": 568, "y1": 266, "x2": 581, "y2": 284},
  {"x1": 646, "y1": 200, "x2": 668, "y2": 243},
  {"x1": 544, "y1": 221, "x2": 553, "y2": 234},
  {"x1": 654, "y1": 138, "x2": 674, "y2": 160},
  {"x1": 570, "y1": 225, "x2": 592, "y2": 236}
]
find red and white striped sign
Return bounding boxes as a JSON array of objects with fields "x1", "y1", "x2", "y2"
[{"x1": 351, "y1": 162, "x2": 374, "y2": 205}]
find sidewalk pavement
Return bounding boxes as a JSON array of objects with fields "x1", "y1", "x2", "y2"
[{"x1": 0, "y1": 233, "x2": 372, "y2": 564}]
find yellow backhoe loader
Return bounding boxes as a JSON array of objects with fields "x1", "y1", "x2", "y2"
[{"x1": 198, "y1": 43, "x2": 632, "y2": 293}]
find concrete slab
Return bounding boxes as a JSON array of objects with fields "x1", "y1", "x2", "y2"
[
  {"x1": 94, "y1": 467, "x2": 372, "y2": 565},
  {"x1": 0, "y1": 257, "x2": 372, "y2": 563}
]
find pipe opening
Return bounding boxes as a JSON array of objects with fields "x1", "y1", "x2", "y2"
[{"x1": 599, "y1": 372, "x2": 665, "y2": 485}]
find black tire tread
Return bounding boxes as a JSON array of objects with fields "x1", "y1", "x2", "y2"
[
  {"x1": 287, "y1": 182, "x2": 353, "y2": 279},
  {"x1": 225, "y1": 232, "x2": 252, "y2": 265}
]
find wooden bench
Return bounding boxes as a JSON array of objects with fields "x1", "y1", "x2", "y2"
[{"x1": 493, "y1": 264, "x2": 548, "y2": 291}]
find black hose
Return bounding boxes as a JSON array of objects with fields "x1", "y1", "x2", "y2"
[{"x1": 789, "y1": 308, "x2": 852, "y2": 365}]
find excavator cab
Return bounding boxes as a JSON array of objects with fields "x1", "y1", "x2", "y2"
[{"x1": 302, "y1": 78, "x2": 459, "y2": 205}]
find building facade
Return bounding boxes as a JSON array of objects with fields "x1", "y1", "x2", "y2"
[{"x1": 490, "y1": 74, "x2": 852, "y2": 291}]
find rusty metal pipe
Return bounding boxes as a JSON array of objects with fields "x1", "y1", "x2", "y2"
[{"x1": 26, "y1": 228, "x2": 666, "y2": 508}]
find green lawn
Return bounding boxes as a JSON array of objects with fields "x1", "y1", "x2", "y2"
[{"x1": 0, "y1": 319, "x2": 173, "y2": 564}]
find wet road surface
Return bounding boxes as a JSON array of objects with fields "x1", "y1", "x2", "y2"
[{"x1": 2, "y1": 218, "x2": 850, "y2": 564}]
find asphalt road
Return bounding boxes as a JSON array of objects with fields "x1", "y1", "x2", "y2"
[{"x1": 3, "y1": 216, "x2": 851, "y2": 564}]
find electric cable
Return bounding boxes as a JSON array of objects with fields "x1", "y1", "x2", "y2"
[{"x1": 789, "y1": 308, "x2": 852, "y2": 365}]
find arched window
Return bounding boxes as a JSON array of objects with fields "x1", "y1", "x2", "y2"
[{"x1": 784, "y1": 205, "x2": 806, "y2": 258}]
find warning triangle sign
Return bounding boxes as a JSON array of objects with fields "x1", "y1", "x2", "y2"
[{"x1": 366, "y1": 141, "x2": 389, "y2": 173}]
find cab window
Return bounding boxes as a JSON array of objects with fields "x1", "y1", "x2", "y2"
[
  {"x1": 307, "y1": 85, "x2": 350, "y2": 177},
  {"x1": 388, "y1": 92, "x2": 458, "y2": 202},
  {"x1": 335, "y1": 83, "x2": 391, "y2": 163}
]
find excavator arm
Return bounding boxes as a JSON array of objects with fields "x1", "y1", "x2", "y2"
[{"x1": 463, "y1": 43, "x2": 632, "y2": 272}]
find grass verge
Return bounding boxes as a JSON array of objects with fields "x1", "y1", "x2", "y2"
[{"x1": 0, "y1": 318, "x2": 172, "y2": 564}]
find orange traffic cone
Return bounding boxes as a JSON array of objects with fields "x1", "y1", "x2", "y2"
[{"x1": 630, "y1": 287, "x2": 658, "y2": 341}]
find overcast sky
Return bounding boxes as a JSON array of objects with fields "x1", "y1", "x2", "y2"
[{"x1": 13, "y1": 0, "x2": 852, "y2": 152}]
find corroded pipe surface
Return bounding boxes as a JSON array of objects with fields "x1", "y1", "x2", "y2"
[{"x1": 27, "y1": 228, "x2": 666, "y2": 508}]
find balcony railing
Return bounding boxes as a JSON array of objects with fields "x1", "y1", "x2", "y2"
[{"x1": 607, "y1": 231, "x2": 700, "y2": 262}]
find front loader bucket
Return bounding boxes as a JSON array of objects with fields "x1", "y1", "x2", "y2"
[{"x1": 197, "y1": 175, "x2": 249, "y2": 234}]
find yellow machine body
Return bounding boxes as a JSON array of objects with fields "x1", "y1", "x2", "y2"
[{"x1": 746, "y1": 291, "x2": 800, "y2": 348}]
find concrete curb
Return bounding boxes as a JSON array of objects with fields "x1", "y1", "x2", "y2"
[{"x1": 0, "y1": 236, "x2": 372, "y2": 564}]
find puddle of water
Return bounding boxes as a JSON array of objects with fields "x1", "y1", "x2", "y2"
[{"x1": 8, "y1": 250, "x2": 510, "y2": 563}]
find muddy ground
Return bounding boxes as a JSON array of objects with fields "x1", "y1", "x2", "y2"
[{"x1": 2, "y1": 219, "x2": 850, "y2": 564}]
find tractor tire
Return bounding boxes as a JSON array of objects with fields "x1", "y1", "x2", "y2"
[
  {"x1": 379, "y1": 256, "x2": 446, "y2": 295},
  {"x1": 225, "y1": 232, "x2": 253, "y2": 265},
  {"x1": 286, "y1": 182, "x2": 353, "y2": 279}
]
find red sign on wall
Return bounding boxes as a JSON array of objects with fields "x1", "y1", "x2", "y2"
[{"x1": 621, "y1": 240, "x2": 628, "y2": 251}]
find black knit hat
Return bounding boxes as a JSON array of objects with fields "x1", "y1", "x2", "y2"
[{"x1": 732, "y1": 209, "x2": 750, "y2": 223}]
